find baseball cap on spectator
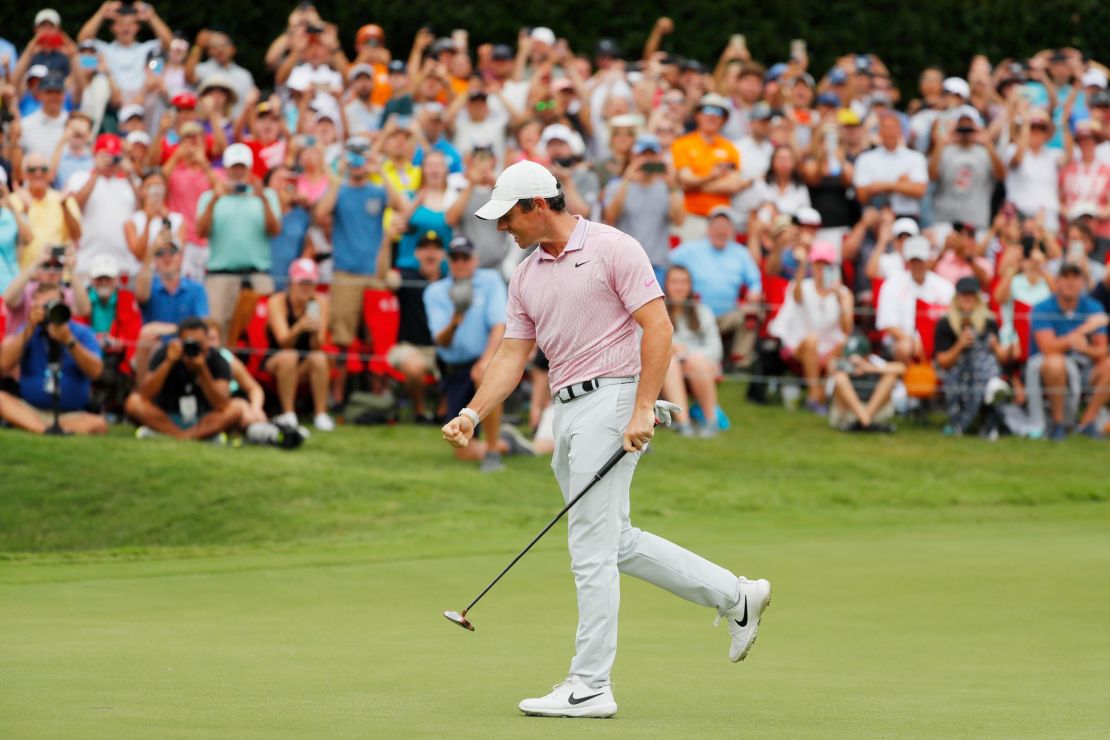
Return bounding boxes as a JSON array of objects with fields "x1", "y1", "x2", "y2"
[
  {"x1": 311, "y1": 66, "x2": 343, "y2": 90},
  {"x1": 491, "y1": 44, "x2": 514, "y2": 61},
  {"x1": 870, "y1": 92, "x2": 893, "y2": 108},
  {"x1": 696, "y1": 93, "x2": 730, "y2": 119},
  {"x1": 1068, "y1": 201, "x2": 1098, "y2": 220},
  {"x1": 816, "y1": 92, "x2": 841, "y2": 107},
  {"x1": 126, "y1": 131, "x2": 151, "y2": 147},
  {"x1": 794, "y1": 73, "x2": 816, "y2": 88},
  {"x1": 314, "y1": 109, "x2": 338, "y2": 125},
  {"x1": 903, "y1": 235, "x2": 931, "y2": 262},
  {"x1": 94, "y1": 133, "x2": 122, "y2": 155},
  {"x1": 348, "y1": 63, "x2": 375, "y2": 82},
  {"x1": 955, "y1": 276, "x2": 980, "y2": 296},
  {"x1": 39, "y1": 74, "x2": 65, "y2": 92},
  {"x1": 682, "y1": 59, "x2": 706, "y2": 75},
  {"x1": 289, "y1": 257, "x2": 319, "y2": 283},
  {"x1": 119, "y1": 104, "x2": 145, "y2": 123},
  {"x1": 837, "y1": 108, "x2": 861, "y2": 126},
  {"x1": 530, "y1": 27, "x2": 556, "y2": 46},
  {"x1": 1049, "y1": 49, "x2": 1069, "y2": 63},
  {"x1": 750, "y1": 102, "x2": 773, "y2": 121},
  {"x1": 468, "y1": 89, "x2": 488, "y2": 102},
  {"x1": 540, "y1": 123, "x2": 584, "y2": 155},
  {"x1": 955, "y1": 105, "x2": 983, "y2": 127},
  {"x1": 844, "y1": 333, "x2": 871, "y2": 357},
  {"x1": 355, "y1": 24, "x2": 384, "y2": 45},
  {"x1": 418, "y1": 230, "x2": 445, "y2": 248},
  {"x1": 223, "y1": 143, "x2": 253, "y2": 168},
  {"x1": 171, "y1": 92, "x2": 197, "y2": 109},
  {"x1": 809, "y1": 241, "x2": 839, "y2": 264},
  {"x1": 632, "y1": 133, "x2": 662, "y2": 155},
  {"x1": 34, "y1": 9, "x2": 61, "y2": 27},
  {"x1": 77, "y1": 39, "x2": 97, "y2": 53},
  {"x1": 1081, "y1": 69, "x2": 1108, "y2": 89},
  {"x1": 893, "y1": 217, "x2": 920, "y2": 237},
  {"x1": 448, "y1": 236, "x2": 475, "y2": 256},
  {"x1": 256, "y1": 100, "x2": 277, "y2": 117},
  {"x1": 287, "y1": 66, "x2": 313, "y2": 92},
  {"x1": 1073, "y1": 120, "x2": 1099, "y2": 139},
  {"x1": 199, "y1": 74, "x2": 238, "y2": 102},
  {"x1": 387, "y1": 59, "x2": 406, "y2": 74},
  {"x1": 770, "y1": 214, "x2": 794, "y2": 237},
  {"x1": 828, "y1": 68, "x2": 848, "y2": 85},
  {"x1": 430, "y1": 38, "x2": 457, "y2": 57},
  {"x1": 89, "y1": 254, "x2": 120, "y2": 280},
  {"x1": 765, "y1": 63, "x2": 789, "y2": 82},
  {"x1": 794, "y1": 206, "x2": 822, "y2": 227},
  {"x1": 596, "y1": 38, "x2": 620, "y2": 58},
  {"x1": 27, "y1": 64, "x2": 49, "y2": 81},
  {"x1": 1029, "y1": 108, "x2": 1052, "y2": 128},
  {"x1": 707, "y1": 205, "x2": 739, "y2": 227},
  {"x1": 475, "y1": 160, "x2": 560, "y2": 220},
  {"x1": 179, "y1": 121, "x2": 204, "y2": 137},
  {"x1": 943, "y1": 77, "x2": 970, "y2": 99},
  {"x1": 552, "y1": 78, "x2": 575, "y2": 94}
]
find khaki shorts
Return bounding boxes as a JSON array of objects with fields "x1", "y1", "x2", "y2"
[
  {"x1": 205, "y1": 273, "x2": 274, "y2": 340},
  {"x1": 829, "y1": 400, "x2": 894, "y2": 431},
  {"x1": 33, "y1": 408, "x2": 94, "y2": 426},
  {"x1": 386, "y1": 343, "x2": 440, "y2": 379},
  {"x1": 329, "y1": 271, "x2": 386, "y2": 346}
]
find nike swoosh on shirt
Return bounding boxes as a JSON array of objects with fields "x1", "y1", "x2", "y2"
[
  {"x1": 644, "y1": 279, "x2": 655, "y2": 287},
  {"x1": 568, "y1": 692, "x2": 605, "y2": 705},
  {"x1": 575, "y1": 261, "x2": 590, "y2": 267}
]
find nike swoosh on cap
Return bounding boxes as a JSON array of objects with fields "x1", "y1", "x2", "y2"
[{"x1": 567, "y1": 692, "x2": 604, "y2": 705}]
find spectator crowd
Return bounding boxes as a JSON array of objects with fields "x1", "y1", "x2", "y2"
[{"x1": 1, "y1": 4, "x2": 1109, "y2": 462}]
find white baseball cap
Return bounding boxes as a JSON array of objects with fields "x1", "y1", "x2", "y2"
[
  {"x1": 902, "y1": 235, "x2": 931, "y2": 262},
  {"x1": 126, "y1": 130, "x2": 151, "y2": 147},
  {"x1": 34, "y1": 9, "x2": 61, "y2": 27},
  {"x1": 287, "y1": 65, "x2": 313, "y2": 92},
  {"x1": 119, "y1": 104, "x2": 146, "y2": 122},
  {"x1": 27, "y1": 64, "x2": 49, "y2": 80},
  {"x1": 893, "y1": 217, "x2": 920, "y2": 237},
  {"x1": 942, "y1": 77, "x2": 970, "y2": 99},
  {"x1": 89, "y1": 253, "x2": 120, "y2": 279},
  {"x1": 1081, "y1": 69, "x2": 1108, "y2": 89},
  {"x1": 955, "y1": 104, "x2": 984, "y2": 127},
  {"x1": 530, "y1": 27, "x2": 556, "y2": 46},
  {"x1": 539, "y1": 123, "x2": 585, "y2": 155},
  {"x1": 223, "y1": 143, "x2": 253, "y2": 169},
  {"x1": 348, "y1": 63, "x2": 375, "y2": 82},
  {"x1": 474, "y1": 161, "x2": 560, "y2": 220},
  {"x1": 794, "y1": 206, "x2": 822, "y2": 227}
]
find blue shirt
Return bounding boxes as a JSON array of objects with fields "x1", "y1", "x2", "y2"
[
  {"x1": 142, "y1": 275, "x2": 209, "y2": 324},
  {"x1": 270, "y1": 206, "x2": 311, "y2": 286},
  {"x1": 54, "y1": 150, "x2": 94, "y2": 190},
  {"x1": 332, "y1": 182, "x2": 387, "y2": 274},
  {"x1": 0, "y1": 207, "x2": 19, "y2": 294},
  {"x1": 1030, "y1": 294, "x2": 1107, "y2": 356},
  {"x1": 669, "y1": 239, "x2": 763, "y2": 317},
  {"x1": 397, "y1": 205, "x2": 451, "y2": 271},
  {"x1": 19, "y1": 322, "x2": 101, "y2": 411},
  {"x1": 424, "y1": 269, "x2": 507, "y2": 363},
  {"x1": 413, "y1": 137, "x2": 464, "y2": 174}
]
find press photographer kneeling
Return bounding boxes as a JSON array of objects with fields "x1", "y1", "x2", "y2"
[
  {"x1": 0, "y1": 285, "x2": 108, "y2": 435},
  {"x1": 124, "y1": 317, "x2": 242, "y2": 440}
]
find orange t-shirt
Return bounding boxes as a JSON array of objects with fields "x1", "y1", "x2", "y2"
[
  {"x1": 371, "y1": 63, "x2": 392, "y2": 107},
  {"x1": 671, "y1": 132, "x2": 741, "y2": 217}
]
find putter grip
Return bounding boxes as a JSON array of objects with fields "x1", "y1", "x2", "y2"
[{"x1": 593, "y1": 447, "x2": 629, "y2": 483}]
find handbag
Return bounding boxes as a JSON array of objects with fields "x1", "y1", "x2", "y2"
[{"x1": 904, "y1": 362, "x2": 938, "y2": 399}]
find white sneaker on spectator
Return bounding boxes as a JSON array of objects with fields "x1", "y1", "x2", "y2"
[
  {"x1": 134, "y1": 426, "x2": 161, "y2": 440},
  {"x1": 273, "y1": 411, "x2": 299, "y2": 428},
  {"x1": 313, "y1": 413, "x2": 335, "y2": 432},
  {"x1": 518, "y1": 678, "x2": 617, "y2": 718},
  {"x1": 715, "y1": 577, "x2": 772, "y2": 662}
]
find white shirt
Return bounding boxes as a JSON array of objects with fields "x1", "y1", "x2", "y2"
[
  {"x1": 19, "y1": 109, "x2": 68, "y2": 157},
  {"x1": 94, "y1": 39, "x2": 161, "y2": 98},
  {"x1": 877, "y1": 252, "x2": 907, "y2": 279},
  {"x1": 66, "y1": 171, "x2": 138, "y2": 275},
  {"x1": 129, "y1": 210, "x2": 184, "y2": 244},
  {"x1": 769, "y1": 278, "x2": 847, "y2": 354},
  {"x1": 452, "y1": 108, "x2": 509, "y2": 170},
  {"x1": 1096, "y1": 141, "x2": 1110, "y2": 166},
  {"x1": 1004, "y1": 143, "x2": 1062, "y2": 229},
  {"x1": 876, "y1": 270, "x2": 955, "y2": 335},
  {"x1": 753, "y1": 179, "x2": 811, "y2": 217},
  {"x1": 194, "y1": 60, "x2": 256, "y2": 118},
  {"x1": 731, "y1": 135, "x2": 773, "y2": 230},
  {"x1": 853, "y1": 145, "x2": 928, "y2": 216}
]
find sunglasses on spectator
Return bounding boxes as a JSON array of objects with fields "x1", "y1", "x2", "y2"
[
  {"x1": 534, "y1": 100, "x2": 556, "y2": 111},
  {"x1": 154, "y1": 247, "x2": 180, "y2": 258},
  {"x1": 611, "y1": 128, "x2": 635, "y2": 136},
  {"x1": 448, "y1": 252, "x2": 472, "y2": 261},
  {"x1": 1030, "y1": 122, "x2": 1049, "y2": 131},
  {"x1": 27, "y1": 166, "x2": 49, "y2": 174}
]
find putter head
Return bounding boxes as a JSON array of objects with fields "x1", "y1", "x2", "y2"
[
  {"x1": 653, "y1": 400, "x2": 683, "y2": 428},
  {"x1": 443, "y1": 610, "x2": 475, "y2": 631}
]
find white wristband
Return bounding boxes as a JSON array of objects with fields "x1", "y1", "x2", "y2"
[{"x1": 459, "y1": 407, "x2": 480, "y2": 428}]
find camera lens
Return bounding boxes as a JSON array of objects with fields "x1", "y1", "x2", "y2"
[
  {"x1": 183, "y1": 340, "x2": 202, "y2": 357},
  {"x1": 44, "y1": 300, "x2": 72, "y2": 325}
]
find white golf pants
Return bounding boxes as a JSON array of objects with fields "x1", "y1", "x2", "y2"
[{"x1": 550, "y1": 382, "x2": 741, "y2": 688}]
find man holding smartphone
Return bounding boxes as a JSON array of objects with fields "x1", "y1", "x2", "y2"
[
  {"x1": 67, "y1": 133, "x2": 139, "y2": 277},
  {"x1": 124, "y1": 316, "x2": 242, "y2": 441}
]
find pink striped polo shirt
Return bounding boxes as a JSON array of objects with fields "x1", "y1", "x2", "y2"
[{"x1": 505, "y1": 216, "x2": 663, "y2": 391}]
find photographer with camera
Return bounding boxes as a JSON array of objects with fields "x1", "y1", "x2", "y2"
[
  {"x1": 929, "y1": 107, "x2": 1006, "y2": 233},
  {"x1": 66, "y1": 133, "x2": 139, "y2": 277},
  {"x1": 0, "y1": 283, "x2": 107, "y2": 435},
  {"x1": 77, "y1": 254, "x2": 141, "y2": 413},
  {"x1": 123, "y1": 316, "x2": 242, "y2": 441},
  {"x1": 196, "y1": 143, "x2": 280, "y2": 342},
  {"x1": 541, "y1": 124, "x2": 598, "y2": 217},
  {"x1": 265, "y1": 258, "x2": 333, "y2": 432},
  {"x1": 3, "y1": 244, "x2": 90, "y2": 336},
  {"x1": 77, "y1": 1, "x2": 174, "y2": 105}
]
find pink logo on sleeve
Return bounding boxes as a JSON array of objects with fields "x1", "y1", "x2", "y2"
[{"x1": 644, "y1": 279, "x2": 655, "y2": 287}]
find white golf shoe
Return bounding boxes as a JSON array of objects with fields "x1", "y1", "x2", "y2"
[
  {"x1": 716, "y1": 577, "x2": 772, "y2": 662},
  {"x1": 518, "y1": 678, "x2": 617, "y2": 718}
]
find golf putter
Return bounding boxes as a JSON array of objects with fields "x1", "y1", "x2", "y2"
[{"x1": 444, "y1": 400, "x2": 682, "y2": 631}]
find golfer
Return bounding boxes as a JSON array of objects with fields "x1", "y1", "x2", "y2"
[{"x1": 442, "y1": 161, "x2": 771, "y2": 718}]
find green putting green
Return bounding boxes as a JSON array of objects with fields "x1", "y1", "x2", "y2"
[{"x1": 2, "y1": 386, "x2": 1108, "y2": 738}]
